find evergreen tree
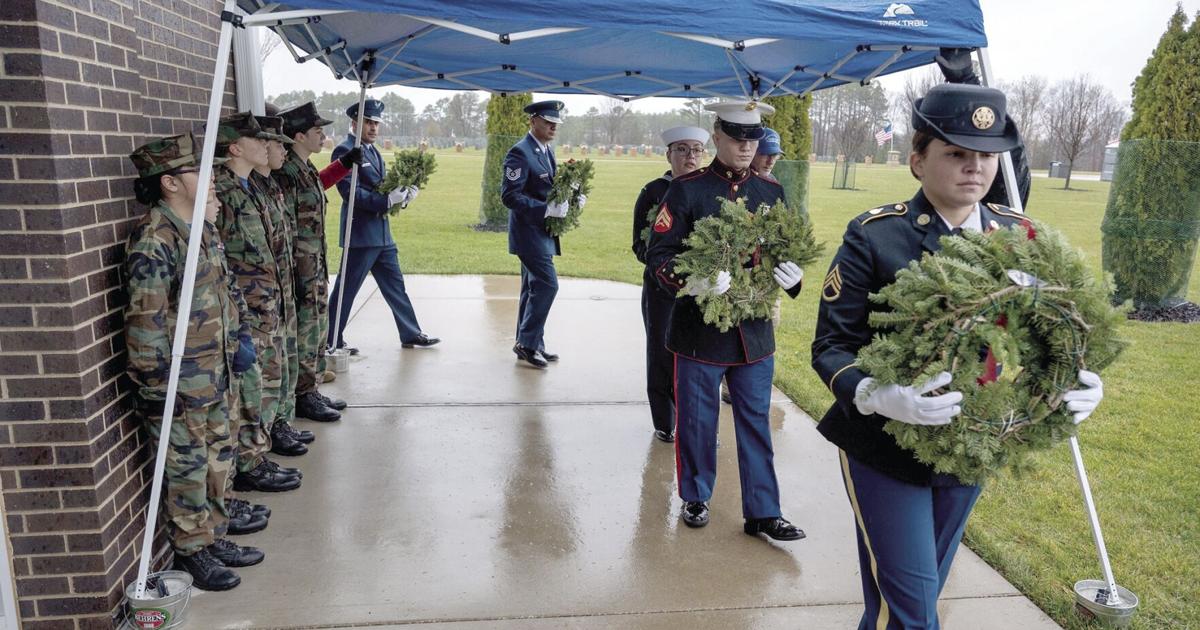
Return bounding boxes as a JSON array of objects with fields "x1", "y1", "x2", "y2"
[
  {"x1": 763, "y1": 94, "x2": 814, "y2": 213},
  {"x1": 1102, "y1": 5, "x2": 1200, "y2": 308},
  {"x1": 478, "y1": 93, "x2": 533, "y2": 230}
]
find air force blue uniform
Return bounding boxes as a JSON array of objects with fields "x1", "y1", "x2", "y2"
[
  {"x1": 645, "y1": 160, "x2": 801, "y2": 520},
  {"x1": 326, "y1": 133, "x2": 424, "y2": 347},
  {"x1": 502, "y1": 132, "x2": 560, "y2": 352}
]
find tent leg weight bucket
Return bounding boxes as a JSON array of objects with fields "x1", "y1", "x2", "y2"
[
  {"x1": 1073, "y1": 580, "x2": 1139, "y2": 627},
  {"x1": 328, "y1": 348, "x2": 351, "y2": 373},
  {"x1": 123, "y1": 570, "x2": 193, "y2": 629}
]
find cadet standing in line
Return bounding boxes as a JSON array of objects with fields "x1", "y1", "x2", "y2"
[
  {"x1": 327, "y1": 98, "x2": 439, "y2": 354},
  {"x1": 811, "y1": 83, "x2": 1102, "y2": 629},
  {"x1": 251, "y1": 114, "x2": 309, "y2": 457},
  {"x1": 631, "y1": 125, "x2": 710, "y2": 443},
  {"x1": 212, "y1": 112, "x2": 303, "y2": 493},
  {"x1": 503, "y1": 100, "x2": 586, "y2": 368},
  {"x1": 124, "y1": 133, "x2": 266, "y2": 590},
  {"x1": 645, "y1": 101, "x2": 806, "y2": 540},
  {"x1": 275, "y1": 101, "x2": 352, "y2": 423}
]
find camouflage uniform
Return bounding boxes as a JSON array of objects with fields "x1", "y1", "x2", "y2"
[
  {"x1": 274, "y1": 149, "x2": 331, "y2": 395},
  {"x1": 252, "y1": 169, "x2": 299, "y2": 426},
  {"x1": 212, "y1": 119, "x2": 284, "y2": 473},
  {"x1": 124, "y1": 135, "x2": 246, "y2": 554}
]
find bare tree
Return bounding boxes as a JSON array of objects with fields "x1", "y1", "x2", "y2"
[
  {"x1": 1002, "y1": 75, "x2": 1050, "y2": 141},
  {"x1": 599, "y1": 98, "x2": 632, "y2": 144},
  {"x1": 259, "y1": 30, "x2": 283, "y2": 64},
  {"x1": 1045, "y1": 75, "x2": 1117, "y2": 188}
]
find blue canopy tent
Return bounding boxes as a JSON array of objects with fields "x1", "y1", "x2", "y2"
[{"x1": 139, "y1": 0, "x2": 1077, "y2": 601}]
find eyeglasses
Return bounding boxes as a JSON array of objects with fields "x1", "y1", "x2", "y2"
[{"x1": 670, "y1": 146, "x2": 707, "y2": 157}]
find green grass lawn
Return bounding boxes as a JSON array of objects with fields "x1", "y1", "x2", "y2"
[{"x1": 316, "y1": 149, "x2": 1199, "y2": 629}]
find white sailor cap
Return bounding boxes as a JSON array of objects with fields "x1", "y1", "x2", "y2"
[
  {"x1": 661, "y1": 126, "x2": 710, "y2": 146},
  {"x1": 704, "y1": 100, "x2": 775, "y2": 140}
]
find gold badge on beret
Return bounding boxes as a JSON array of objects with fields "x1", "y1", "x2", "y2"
[
  {"x1": 822, "y1": 264, "x2": 843, "y2": 302},
  {"x1": 917, "y1": 214, "x2": 931, "y2": 226},
  {"x1": 972, "y1": 106, "x2": 996, "y2": 130}
]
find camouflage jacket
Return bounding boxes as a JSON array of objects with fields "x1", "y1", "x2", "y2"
[
  {"x1": 273, "y1": 151, "x2": 329, "y2": 300},
  {"x1": 124, "y1": 202, "x2": 248, "y2": 406},
  {"x1": 214, "y1": 165, "x2": 282, "y2": 334},
  {"x1": 250, "y1": 170, "x2": 296, "y2": 311}
]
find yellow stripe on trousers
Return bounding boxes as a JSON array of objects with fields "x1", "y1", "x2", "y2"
[{"x1": 840, "y1": 449, "x2": 891, "y2": 630}]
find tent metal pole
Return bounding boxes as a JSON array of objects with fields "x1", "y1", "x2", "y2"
[
  {"x1": 330, "y1": 63, "x2": 372, "y2": 357},
  {"x1": 976, "y1": 47, "x2": 1024, "y2": 212},
  {"x1": 241, "y1": 9, "x2": 350, "y2": 25},
  {"x1": 133, "y1": 0, "x2": 238, "y2": 600}
]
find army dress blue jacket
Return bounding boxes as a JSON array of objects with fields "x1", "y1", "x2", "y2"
[
  {"x1": 502, "y1": 132, "x2": 561, "y2": 257},
  {"x1": 332, "y1": 136, "x2": 393, "y2": 249},
  {"x1": 645, "y1": 159, "x2": 800, "y2": 365},
  {"x1": 811, "y1": 189, "x2": 1028, "y2": 485}
]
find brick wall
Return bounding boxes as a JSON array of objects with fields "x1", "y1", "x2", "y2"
[{"x1": 0, "y1": 0, "x2": 237, "y2": 626}]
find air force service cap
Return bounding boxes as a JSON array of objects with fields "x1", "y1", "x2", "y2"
[
  {"x1": 346, "y1": 98, "x2": 385, "y2": 122},
  {"x1": 524, "y1": 100, "x2": 564, "y2": 124},
  {"x1": 912, "y1": 83, "x2": 1020, "y2": 153},
  {"x1": 705, "y1": 100, "x2": 775, "y2": 141},
  {"x1": 661, "y1": 126, "x2": 710, "y2": 147}
]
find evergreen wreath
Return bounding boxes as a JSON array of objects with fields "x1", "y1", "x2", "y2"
[
  {"x1": 378, "y1": 149, "x2": 437, "y2": 215},
  {"x1": 673, "y1": 198, "x2": 822, "y2": 332},
  {"x1": 856, "y1": 219, "x2": 1127, "y2": 484},
  {"x1": 545, "y1": 158, "x2": 594, "y2": 237}
]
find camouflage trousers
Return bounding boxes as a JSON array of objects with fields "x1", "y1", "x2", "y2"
[
  {"x1": 140, "y1": 394, "x2": 236, "y2": 554},
  {"x1": 294, "y1": 269, "x2": 329, "y2": 395},
  {"x1": 235, "y1": 325, "x2": 282, "y2": 473},
  {"x1": 276, "y1": 298, "x2": 299, "y2": 425}
]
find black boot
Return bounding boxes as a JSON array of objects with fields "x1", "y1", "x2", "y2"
[
  {"x1": 283, "y1": 421, "x2": 315, "y2": 443},
  {"x1": 317, "y1": 390, "x2": 347, "y2": 410},
  {"x1": 270, "y1": 421, "x2": 309, "y2": 456},
  {"x1": 174, "y1": 549, "x2": 240, "y2": 591},
  {"x1": 207, "y1": 539, "x2": 265, "y2": 567},
  {"x1": 227, "y1": 497, "x2": 270, "y2": 519},
  {"x1": 226, "y1": 510, "x2": 268, "y2": 535},
  {"x1": 296, "y1": 391, "x2": 340, "y2": 422},
  {"x1": 233, "y1": 461, "x2": 301, "y2": 493},
  {"x1": 261, "y1": 457, "x2": 301, "y2": 479}
]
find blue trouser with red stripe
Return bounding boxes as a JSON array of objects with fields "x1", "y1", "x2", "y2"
[
  {"x1": 838, "y1": 451, "x2": 982, "y2": 630},
  {"x1": 674, "y1": 354, "x2": 780, "y2": 519}
]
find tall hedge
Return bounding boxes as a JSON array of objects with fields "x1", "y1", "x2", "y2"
[
  {"x1": 762, "y1": 94, "x2": 814, "y2": 214},
  {"x1": 478, "y1": 93, "x2": 533, "y2": 230},
  {"x1": 1102, "y1": 6, "x2": 1200, "y2": 308}
]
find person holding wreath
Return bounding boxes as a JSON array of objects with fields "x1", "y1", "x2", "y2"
[
  {"x1": 645, "y1": 101, "x2": 806, "y2": 540},
  {"x1": 811, "y1": 82, "x2": 1106, "y2": 629}
]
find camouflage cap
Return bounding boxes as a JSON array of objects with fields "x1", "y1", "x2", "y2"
[
  {"x1": 279, "y1": 101, "x2": 333, "y2": 137},
  {"x1": 216, "y1": 111, "x2": 274, "y2": 146},
  {"x1": 128, "y1": 132, "x2": 226, "y2": 179},
  {"x1": 254, "y1": 115, "x2": 295, "y2": 144}
]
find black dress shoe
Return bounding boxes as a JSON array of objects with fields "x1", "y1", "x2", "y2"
[
  {"x1": 540, "y1": 350, "x2": 559, "y2": 362},
  {"x1": 296, "y1": 391, "x2": 340, "y2": 423},
  {"x1": 226, "y1": 511, "x2": 268, "y2": 535},
  {"x1": 208, "y1": 539, "x2": 265, "y2": 567},
  {"x1": 270, "y1": 422, "x2": 308, "y2": 457},
  {"x1": 175, "y1": 549, "x2": 240, "y2": 591},
  {"x1": 317, "y1": 391, "x2": 347, "y2": 411},
  {"x1": 402, "y1": 333, "x2": 441, "y2": 348},
  {"x1": 744, "y1": 516, "x2": 806, "y2": 541},
  {"x1": 681, "y1": 501, "x2": 710, "y2": 528},
  {"x1": 261, "y1": 458, "x2": 301, "y2": 479},
  {"x1": 283, "y1": 421, "x2": 315, "y2": 444},
  {"x1": 233, "y1": 462, "x2": 301, "y2": 493},
  {"x1": 654, "y1": 429, "x2": 675, "y2": 443},
  {"x1": 228, "y1": 497, "x2": 270, "y2": 519},
  {"x1": 513, "y1": 344, "x2": 548, "y2": 368}
]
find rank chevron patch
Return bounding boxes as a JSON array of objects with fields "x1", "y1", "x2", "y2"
[
  {"x1": 822, "y1": 264, "x2": 843, "y2": 302},
  {"x1": 653, "y1": 205, "x2": 673, "y2": 233}
]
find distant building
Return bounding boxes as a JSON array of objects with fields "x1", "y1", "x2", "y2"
[{"x1": 1102, "y1": 141, "x2": 1120, "y2": 182}]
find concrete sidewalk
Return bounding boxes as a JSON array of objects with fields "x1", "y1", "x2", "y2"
[{"x1": 179, "y1": 275, "x2": 1059, "y2": 629}]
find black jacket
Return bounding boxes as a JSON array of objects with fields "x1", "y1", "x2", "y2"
[
  {"x1": 632, "y1": 172, "x2": 672, "y2": 264},
  {"x1": 811, "y1": 189, "x2": 1029, "y2": 485},
  {"x1": 645, "y1": 159, "x2": 800, "y2": 365}
]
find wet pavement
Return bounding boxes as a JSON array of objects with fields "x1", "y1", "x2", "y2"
[{"x1": 179, "y1": 275, "x2": 1059, "y2": 629}]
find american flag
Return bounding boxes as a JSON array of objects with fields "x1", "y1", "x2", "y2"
[{"x1": 874, "y1": 122, "x2": 893, "y2": 146}]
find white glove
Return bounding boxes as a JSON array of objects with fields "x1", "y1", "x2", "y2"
[
  {"x1": 545, "y1": 200, "x2": 569, "y2": 218},
  {"x1": 773, "y1": 261, "x2": 804, "y2": 290},
  {"x1": 684, "y1": 270, "x2": 731, "y2": 297},
  {"x1": 387, "y1": 186, "x2": 417, "y2": 208},
  {"x1": 855, "y1": 371, "x2": 963, "y2": 426},
  {"x1": 576, "y1": 193, "x2": 588, "y2": 208},
  {"x1": 1063, "y1": 369, "x2": 1103, "y2": 424}
]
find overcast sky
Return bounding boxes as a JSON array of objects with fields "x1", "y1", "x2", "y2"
[{"x1": 261, "y1": 0, "x2": 1200, "y2": 115}]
